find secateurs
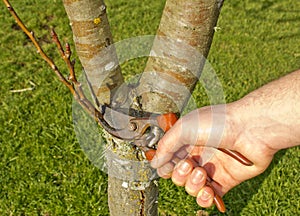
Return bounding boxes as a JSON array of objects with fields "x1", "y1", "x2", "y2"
[
  {"x1": 99, "y1": 105, "x2": 177, "y2": 159},
  {"x1": 97, "y1": 104, "x2": 253, "y2": 213}
]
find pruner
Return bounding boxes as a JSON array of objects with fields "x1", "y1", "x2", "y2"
[
  {"x1": 100, "y1": 105, "x2": 177, "y2": 160},
  {"x1": 100, "y1": 106, "x2": 252, "y2": 166},
  {"x1": 97, "y1": 105, "x2": 254, "y2": 213}
]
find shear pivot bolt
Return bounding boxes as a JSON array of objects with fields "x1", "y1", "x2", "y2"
[{"x1": 129, "y1": 122, "x2": 137, "y2": 131}]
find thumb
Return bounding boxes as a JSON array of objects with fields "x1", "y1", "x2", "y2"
[{"x1": 151, "y1": 106, "x2": 227, "y2": 168}]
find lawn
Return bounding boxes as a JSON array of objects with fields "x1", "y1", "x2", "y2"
[{"x1": 0, "y1": 0, "x2": 299, "y2": 215}]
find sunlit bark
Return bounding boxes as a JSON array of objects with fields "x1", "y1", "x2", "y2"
[
  {"x1": 137, "y1": 0, "x2": 223, "y2": 114},
  {"x1": 63, "y1": 0, "x2": 124, "y2": 105}
]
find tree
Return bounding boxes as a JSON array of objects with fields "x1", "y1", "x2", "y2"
[{"x1": 3, "y1": 0, "x2": 223, "y2": 215}]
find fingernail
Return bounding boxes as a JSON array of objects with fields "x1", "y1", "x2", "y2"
[
  {"x1": 160, "y1": 162, "x2": 175, "y2": 177},
  {"x1": 177, "y1": 160, "x2": 192, "y2": 176},
  {"x1": 191, "y1": 170, "x2": 204, "y2": 185},
  {"x1": 198, "y1": 188, "x2": 211, "y2": 201},
  {"x1": 150, "y1": 155, "x2": 160, "y2": 168}
]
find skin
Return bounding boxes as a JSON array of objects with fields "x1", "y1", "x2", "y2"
[{"x1": 151, "y1": 69, "x2": 300, "y2": 209}]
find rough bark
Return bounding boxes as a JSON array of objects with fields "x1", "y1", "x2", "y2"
[
  {"x1": 62, "y1": 0, "x2": 223, "y2": 215},
  {"x1": 104, "y1": 133, "x2": 159, "y2": 216},
  {"x1": 137, "y1": 0, "x2": 223, "y2": 114},
  {"x1": 63, "y1": 0, "x2": 125, "y2": 105},
  {"x1": 62, "y1": 1, "x2": 158, "y2": 215}
]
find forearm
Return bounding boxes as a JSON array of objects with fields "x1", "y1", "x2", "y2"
[{"x1": 232, "y1": 69, "x2": 300, "y2": 150}]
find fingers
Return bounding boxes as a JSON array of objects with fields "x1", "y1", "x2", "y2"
[
  {"x1": 196, "y1": 186, "x2": 215, "y2": 208},
  {"x1": 172, "y1": 161, "x2": 211, "y2": 201},
  {"x1": 156, "y1": 161, "x2": 175, "y2": 179},
  {"x1": 185, "y1": 167, "x2": 207, "y2": 197},
  {"x1": 171, "y1": 159, "x2": 215, "y2": 209},
  {"x1": 157, "y1": 157, "x2": 221, "y2": 211},
  {"x1": 171, "y1": 159, "x2": 194, "y2": 186},
  {"x1": 151, "y1": 106, "x2": 229, "y2": 169}
]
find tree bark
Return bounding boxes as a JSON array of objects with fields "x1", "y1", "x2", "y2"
[
  {"x1": 131, "y1": 0, "x2": 223, "y2": 215},
  {"x1": 137, "y1": 0, "x2": 223, "y2": 114},
  {"x1": 62, "y1": 1, "x2": 158, "y2": 215},
  {"x1": 62, "y1": 0, "x2": 125, "y2": 105},
  {"x1": 63, "y1": 0, "x2": 223, "y2": 215}
]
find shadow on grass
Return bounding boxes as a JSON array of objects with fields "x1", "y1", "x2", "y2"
[
  {"x1": 221, "y1": 150, "x2": 287, "y2": 215},
  {"x1": 246, "y1": 2, "x2": 300, "y2": 41}
]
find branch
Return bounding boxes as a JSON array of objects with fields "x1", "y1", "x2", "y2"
[
  {"x1": 3, "y1": 0, "x2": 74, "y2": 91},
  {"x1": 2, "y1": 0, "x2": 113, "y2": 131},
  {"x1": 137, "y1": 0, "x2": 222, "y2": 114},
  {"x1": 62, "y1": 0, "x2": 126, "y2": 106},
  {"x1": 10, "y1": 81, "x2": 36, "y2": 93}
]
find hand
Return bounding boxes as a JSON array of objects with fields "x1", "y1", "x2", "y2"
[
  {"x1": 151, "y1": 103, "x2": 280, "y2": 209},
  {"x1": 151, "y1": 70, "x2": 300, "y2": 207},
  {"x1": 151, "y1": 70, "x2": 300, "y2": 209}
]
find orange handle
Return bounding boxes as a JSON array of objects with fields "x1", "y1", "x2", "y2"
[
  {"x1": 213, "y1": 193, "x2": 226, "y2": 213},
  {"x1": 145, "y1": 149, "x2": 157, "y2": 161},
  {"x1": 156, "y1": 113, "x2": 178, "y2": 132}
]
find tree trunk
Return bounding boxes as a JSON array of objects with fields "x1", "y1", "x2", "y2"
[
  {"x1": 63, "y1": 0, "x2": 223, "y2": 215},
  {"x1": 62, "y1": 1, "x2": 158, "y2": 215},
  {"x1": 107, "y1": 1, "x2": 224, "y2": 215},
  {"x1": 62, "y1": 0, "x2": 125, "y2": 105},
  {"x1": 137, "y1": 0, "x2": 223, "y2": 114}
]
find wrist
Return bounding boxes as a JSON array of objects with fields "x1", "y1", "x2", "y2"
[{"x1": 230, "y1": 93, "x2": 300, "y2": 151}]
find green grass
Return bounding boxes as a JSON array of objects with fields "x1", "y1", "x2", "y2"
[{"x1": 0, "y1": 0, "x2": 299, "y2": 215}]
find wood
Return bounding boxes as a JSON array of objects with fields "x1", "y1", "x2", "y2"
[
  {"x1": 137, "y1": 0, "x2": 223, "y2": 114},
  {"x1": 63, "y1": 0, "x2": 224, "y2": 215},
  {"x1": 62, "y1": 0, "x2": 125, "y2": 105}
]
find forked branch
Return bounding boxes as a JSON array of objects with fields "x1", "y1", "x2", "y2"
[{"x1": 3, "y1": 0, "x2": 113, "y2": 130}]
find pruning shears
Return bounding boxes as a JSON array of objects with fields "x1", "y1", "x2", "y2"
[
  {"x1": 100, "y1": 106, "x2": 177, "y2": 160},
  {"x1": 98, "y1": 105, "x2": 253, "y2": 213},
  {"x1": 101, "y1": 106, "x2": 252, "y2": 165}
]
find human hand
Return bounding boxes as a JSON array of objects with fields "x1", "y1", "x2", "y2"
[{"x1": 151, "y1": 103, "x2": 279, "y2": 209}]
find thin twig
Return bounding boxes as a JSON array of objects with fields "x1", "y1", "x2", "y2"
[
  {"x1": 10, "y1": 87, "x2": 34, "y2": 93},
  {"x1": 2, "y1": 0, "x2": 74, "y2": 93},
  {"x1": 51, "y1": 30, "x2": 89, "y2": 104},
  {"x1": 10, "y1": 81, "x2": 36, "y2": 93},
  {"x1": 3, "y1": 0, "x2": 113, "y2": 131},
  {"x1": 50, "y1": 28, "x2": 104, "y2": 121}
]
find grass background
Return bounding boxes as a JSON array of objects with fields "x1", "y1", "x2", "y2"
[{"x1": 0, "y1": 0, "x2": 299, "y2": 215}]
